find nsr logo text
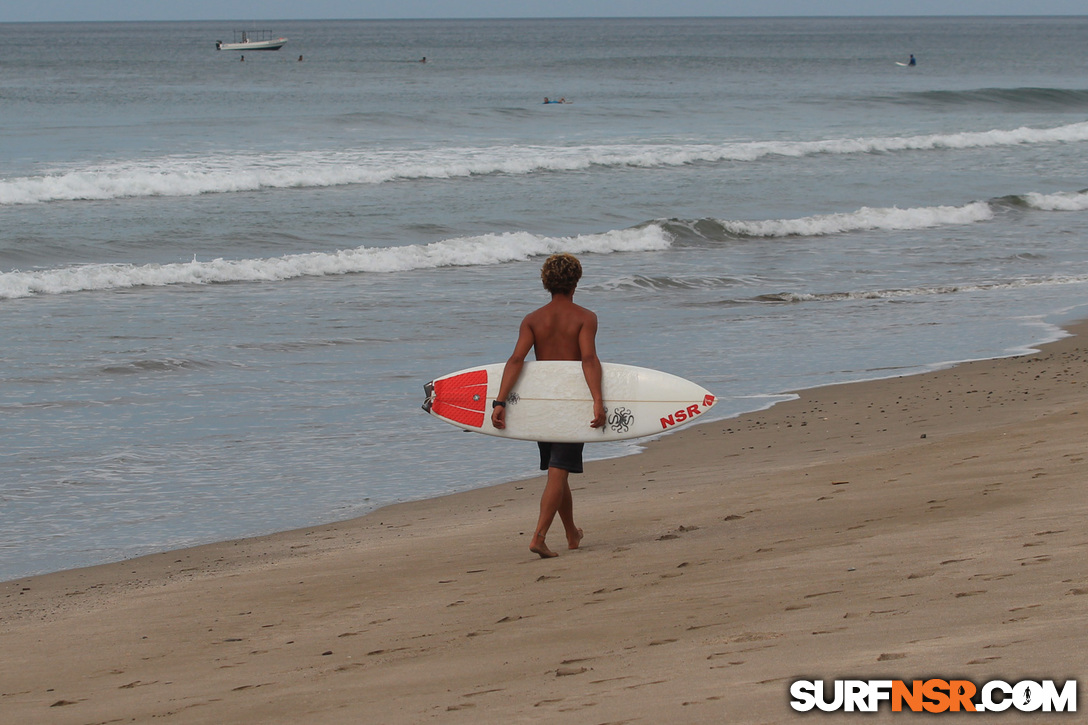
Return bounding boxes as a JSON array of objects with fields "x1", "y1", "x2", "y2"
[{"x1": 659, "y1": 394, "x2": 716, "y2": 430}]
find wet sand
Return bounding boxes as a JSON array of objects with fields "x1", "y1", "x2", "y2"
[{"x1": 3, "y1": 322, "x2": 1087, "y2": 723}]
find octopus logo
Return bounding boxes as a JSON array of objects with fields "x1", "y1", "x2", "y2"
[{"x1": 608, "y1": 406, "x2": 634, "y2": 434}]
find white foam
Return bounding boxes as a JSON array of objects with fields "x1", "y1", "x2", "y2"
[
  {"x1": 717, "y1": 201, "x2": 994, "y2": 238},
  {"x1": 0, "y1": 225, "x2": 672, "y2": 299},
  {"x1": 1021, "y1": 190, "x2": 1088, "y2": 211},
  {"x1": 5, "y1": 121, "x2": 1088, "y2": 205}
]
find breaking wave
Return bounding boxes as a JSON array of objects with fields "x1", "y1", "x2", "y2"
[
  {"x1": 702, "y1": 202, "x2": 993, "y2": 239},
  {"x1": 1016, "y1": 190, "x2": 1088, "y2": 211},
  {"x1": 6, "y1": 188, "x2": 1086, "y2": 300},
  {"x1": 0, "y1": 225, "x2": 672, "y2": 299},
  {"x1": 665, "y1": 189, "x2": 1088, "y2": 243},
  {"x1": 4, "y1": 120, "x2": 1088, "y2": 205}
]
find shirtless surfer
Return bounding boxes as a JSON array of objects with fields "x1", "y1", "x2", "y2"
[{"x1": 491, "y1": 253, "x2": 606, "y2": 558}]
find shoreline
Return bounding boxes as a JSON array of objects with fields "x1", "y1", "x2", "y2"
[
  {"x1": 0, "y1": 316, "x2": 1066, "y2": 588},
  {"x1": 3, "y1": 320, "x2": 1087, "y2": 722}
]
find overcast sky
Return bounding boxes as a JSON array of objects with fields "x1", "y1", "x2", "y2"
[
  {"x1": 0, "y1": 0, "x2": 1083, "y2": 22},
  {"x1": 2, "y1": 1, "x2": 1087, "y2": 23}
]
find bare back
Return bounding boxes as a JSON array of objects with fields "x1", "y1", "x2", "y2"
[
  {"x1": 492, "y1": 287, "x2": 605, "y2": 432},
  {"x1": 524, "y1": 296, "x2": 597, "y2": 361}
]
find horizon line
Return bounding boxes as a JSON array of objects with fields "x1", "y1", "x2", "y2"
[{"x1": 3, "y1": 14, "x2": 1088, "y2": 24}]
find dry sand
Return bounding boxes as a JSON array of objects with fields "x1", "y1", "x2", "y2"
[{"x1": 3, "y1": 322, "x2": 1087, "y2": 723}]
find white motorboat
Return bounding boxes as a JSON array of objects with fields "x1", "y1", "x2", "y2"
[{"x1": 216, "y1": 30, "x2": 287, "y2": 52}]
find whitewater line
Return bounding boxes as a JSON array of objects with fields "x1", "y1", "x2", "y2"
[
  {"x1": 3, "y1": 121, "x2": 1088, "y2": 205},
  {"x1": 6, "y1": 189, "x2": 1088, "y2": 299},
  {"x1": 757, "y1": 274, "x2": 1088, "y2": 304},
  {"x1": 0, "y1": 227, "x2": 672, "y2": 300}
]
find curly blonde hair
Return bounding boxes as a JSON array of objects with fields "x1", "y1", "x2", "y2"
[{"x1": 540, "y1": 253, "x2": 582, "y2": 295}]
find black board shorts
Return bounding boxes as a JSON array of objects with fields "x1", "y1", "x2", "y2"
[{"x1": 538, "y1": 442, "x2": 584, "y2": 474}]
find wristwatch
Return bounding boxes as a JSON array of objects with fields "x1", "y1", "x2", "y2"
[{"x1": 492, "y1": 400, "x2": 506, "y2": 408}]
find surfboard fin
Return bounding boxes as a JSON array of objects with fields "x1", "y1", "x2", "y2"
[{"x1": 422, "y1": 380, "x2": 435, "y2": 413}]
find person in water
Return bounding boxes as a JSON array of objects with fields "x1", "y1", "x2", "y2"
[
  {"x1": 491, "y1": 253, "x2": 606, "y2": 558},
  {"x1": 909, "y1": 54, "x2": 916, "y2": 66}
]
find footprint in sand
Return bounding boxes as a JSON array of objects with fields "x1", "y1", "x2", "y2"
[{"x1": 556, "y1": 666, "x2": 588, "y2": 676}]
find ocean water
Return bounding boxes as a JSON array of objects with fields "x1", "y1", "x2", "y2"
[{"x1": 3, "y1": 17, "x2": 1088, "y2": 581}]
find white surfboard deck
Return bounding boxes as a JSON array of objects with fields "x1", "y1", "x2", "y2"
[{"x1": 423, "y1": 361, "x2": 716, "y2": 442}]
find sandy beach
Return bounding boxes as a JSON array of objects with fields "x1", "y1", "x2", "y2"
[{"x1": 3, "y1": 321, "x2": 1087, "y2": 723}]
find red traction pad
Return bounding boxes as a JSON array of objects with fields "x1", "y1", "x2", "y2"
[{"x1": 431, "y1": 369, "x2": 488, "y2": 428}]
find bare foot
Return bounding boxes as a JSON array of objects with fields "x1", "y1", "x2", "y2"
[
  {"x1": 530, "y1": 540, "x2": 558, "y2": 558},
  {"x1": 567, "y1": 528, "x2": 584, "y2": 550}
]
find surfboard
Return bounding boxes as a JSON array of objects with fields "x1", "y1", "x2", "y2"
[{"x1": 422, "y1": 361, "x2": 716, "y2": 442}]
